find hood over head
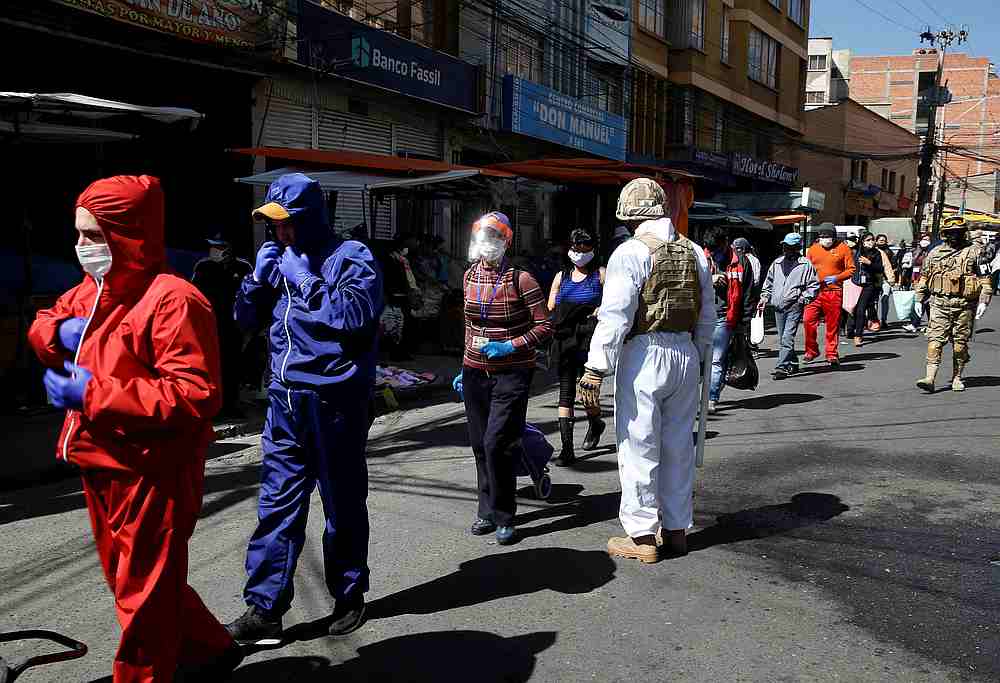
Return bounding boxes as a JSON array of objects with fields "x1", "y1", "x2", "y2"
[
  {"x1": 254, "y1": 173, "x2": 331, "y2": 254},
  {"x1": 76, "y1": 175, "x2": 166, "y2": 286}
]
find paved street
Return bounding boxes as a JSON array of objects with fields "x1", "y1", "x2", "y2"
[{"x1": 2, "y1": 310, "x2": 999, "y2": 682}]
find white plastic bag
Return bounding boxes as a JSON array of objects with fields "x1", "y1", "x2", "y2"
[
  {"x1": 892, "y1": 291, "x2": 915, "y2": 321},
  {"x1": 750, "y1": 311, "x2": 765, "y2": 345}
]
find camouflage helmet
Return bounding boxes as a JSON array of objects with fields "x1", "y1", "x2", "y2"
[
  {"x1": 616, "y1": 177, "x2": 666, "y2": 221},
  {"x1": 940, "y1": 215, "x2": 968, "y2": 233}
]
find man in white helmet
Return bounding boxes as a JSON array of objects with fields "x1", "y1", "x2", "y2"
[{"x1": 578, "y1": 178, "x2": 716, "y2": 563}]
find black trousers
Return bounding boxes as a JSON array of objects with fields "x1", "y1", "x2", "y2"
[
  {"x1": 463, "y1": 367, "x2": 533, "y2": 527},
  {"x1": 852, "y1": 285, "x2": 877, "y2": 338}
]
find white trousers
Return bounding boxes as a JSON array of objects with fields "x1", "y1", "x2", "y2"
[{"x1": 614, "y1": 332, "x2": 700, "y2": 537}]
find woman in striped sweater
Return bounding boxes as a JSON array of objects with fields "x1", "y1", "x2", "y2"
[{"x1": 452, "y1": 212, "x2": 554, "y2": 545}]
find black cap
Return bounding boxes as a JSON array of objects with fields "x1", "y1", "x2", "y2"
[{"x1": 817, "y1": 226, "x2": 836, "y2": 238}]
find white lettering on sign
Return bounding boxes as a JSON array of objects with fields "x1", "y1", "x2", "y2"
[
  {"x1": 531, "y1": 100, "x2": 613, "y2": 146},
  {"x1": 370, "y1": 47, "x2": 442, "y2": 87}
]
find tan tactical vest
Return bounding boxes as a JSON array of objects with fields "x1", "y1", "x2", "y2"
[
  {"x1": 628, "y1": 233, "x2": 701, "y2": 337},
  {"x1": 926, "y1": 244, "x2": 983, "y2": 301}
]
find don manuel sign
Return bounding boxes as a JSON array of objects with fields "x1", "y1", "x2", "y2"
[{"x1": 50, "y1": 0, "x2": 286, "y2": 50}]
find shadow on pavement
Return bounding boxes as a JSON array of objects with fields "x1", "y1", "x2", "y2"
[
  {"x1": 964, "y1": 375, "x2": 1000, "y2": 388},
  {"x1": 295, "y1": 549, "x2": 615, "y2": 628},
  {"x1": 688, "y1": 493, "x2": 849, "y2": 552},
  {"x1": 233, "y1": 630, "x2": 557, "y2": 683},
  {"x1": 838, "y1": 352, "x2": 900, "y2": 362},
  {"x1": 516, "y1": 482, "x2": 583, "y2": 503},
  {"x1": 720, "y1": 393, "x2": 822, "y2": 411},
  {"x1": 790, "y1": 363, "x2": 864, "y2": 375}
]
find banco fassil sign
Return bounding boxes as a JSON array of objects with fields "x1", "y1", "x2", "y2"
[{"x1": 299, "y1": 2, "x2": 479, "y2": 114}]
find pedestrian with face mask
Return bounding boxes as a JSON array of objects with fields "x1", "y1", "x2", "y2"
[
  {"x1": 452, "y1": 212, "x2": 553, "y2": 545},
  {"x1": 915, "y1": 217, "x2": 992, "y2": 392},
  {"x1": 804, "y1": 226, "x2": 855, "y2": 365},
  {"x1": 29, "y1": 175, "x2": 243, "y2": 681},
  {"x1": 703, "y1": 227, "x2": 754, "y2": 414},
  {"x1": 192, "y1": 235, "x2": 253, "y2": 419},
  {"x1": 905, "y1": 233, "x2": 934, "y2": 332},
  {"x1": 759, "y1": 233, "x2": 819, "y2": 378},
  {"x1": 866, "y1": 234, "x2": 897, "y2": 330},
  {"x1": 226, "y1": 173, "x2": 384, "y2": 645},
  {"x1": 547, "y1": 228, "x2": 607, "y2": 465},
  {"x1": 850, "y1": 232, "x2": 884, "y2": 347}
]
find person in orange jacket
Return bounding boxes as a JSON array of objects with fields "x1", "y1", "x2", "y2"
[
  {"x1": 804, "y1": 226, "x2": 856, "y2": 366},
  {"x1": 28, "y1": 175, "x2": 242, "y2": 682}
]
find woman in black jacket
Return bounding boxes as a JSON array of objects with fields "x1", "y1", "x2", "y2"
[{"x1": 851, "y1": 231, "x2": 884, "y2": 347}]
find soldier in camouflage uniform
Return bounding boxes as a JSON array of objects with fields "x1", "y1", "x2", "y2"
[{"x1": 914, "y1": 216, "x2": 992, "y2": 392}]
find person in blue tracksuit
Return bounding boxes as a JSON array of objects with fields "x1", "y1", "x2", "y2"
[{"x1": 225, "y1": 173, "x2": 384, "y2": 644}]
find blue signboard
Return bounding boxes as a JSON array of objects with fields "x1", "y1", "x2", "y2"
[
  {"x1": 501, "y1": 76, "x2": 627, "y2": 161},
  {"x1": 298, "y1": 1, "x2": 479, "y2": 114}
]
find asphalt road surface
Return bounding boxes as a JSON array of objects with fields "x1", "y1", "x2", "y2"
[{"x1": 2, "y1": 307, "x2": 998, "y2": 682}]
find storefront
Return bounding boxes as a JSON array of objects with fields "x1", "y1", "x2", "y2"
[{"x1": 844, "y1": 182, "x2": 878, "y2": 226}]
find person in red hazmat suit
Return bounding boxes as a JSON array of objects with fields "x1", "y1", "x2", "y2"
[{"x1": 27, "y1": 175, "x2": 243, "y2": 682}]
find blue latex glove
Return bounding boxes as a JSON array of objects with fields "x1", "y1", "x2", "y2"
[
  {"x1": 481, "y1": 340, "x2": 515, "y2": 359},
  {"x1": 58, "y1": 317, "x2": 87, "y2": 353},
  {"x1": 43, "y1": 360, "x2": 92, "y2": 410},
  {"x1": 278, "y1": 248, "x2": 311, "y2": 286},
  {"x1": 452, "y1": 372, "x2": 464, "y2": 400},
  {"x1": 823, "y1": 276, "x2": 838, "y2": 285},
  {"x1": 254, "y1": 241, "x2": 282, "y2": 284}
]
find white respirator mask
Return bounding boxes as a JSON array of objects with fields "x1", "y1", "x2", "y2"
[
  {"x1": 819, "y1": 238, "x2": 834, "y2": 248},
  {"x1": 76, "y1": 243, "x2": 113, "y2": 280},
  {"x1": 920, "y1": 239, "x2": 931, "y2": 248},
  {"x1": 568, "y1": 249, "x2": 595, "y2": 267}
]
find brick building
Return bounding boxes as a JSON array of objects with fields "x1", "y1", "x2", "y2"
[{"x1": 850, "y1": 49, "x2": 1000, "y2": 180}]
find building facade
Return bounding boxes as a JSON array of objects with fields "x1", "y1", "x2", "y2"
[
  {"x1": 804, "y1": 37, "x2": 850, "y2": 109},
  {"x1": 778, "y1": 99, "x2": 920, "y2": 227}
]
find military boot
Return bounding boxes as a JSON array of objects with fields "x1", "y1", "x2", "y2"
[
  {"x1": 951, "y1": 360, "x2": 966, "y2": 392},
  {"x1": 916, "y1": 363, "x2": 939, "y2": 393},
  {"x1": 556, "y1": 417, "x2": 576, "y2": 467}
]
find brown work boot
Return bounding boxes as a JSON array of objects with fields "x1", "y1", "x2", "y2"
[
  {"x1": 951, "y1": 360, "x2": 966, "y2": 392},
  {"x1": 607, "y1": 535, "x2": 659, "y2": 564},
  {"x1": 916, "y1": 363, "x2": 939, "y2": 393}
]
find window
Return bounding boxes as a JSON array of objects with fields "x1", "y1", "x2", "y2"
[
  {"x1": 808, "y1": 54, "x2": 827, "y2": 71},
  {"x1": 683, "y1": 91, "x2": 694, "y2": 145},
  {"x1": 748, "y1": 29, "x2": 780, "y2": 89},
  {"x1": 789, "y1": 0, "x2": 804, "y2": 25},
  {"x1": 889, "y1": 171, "x2": 897, "y2": 193},
  {"x1": 881, "y1": 169, "x2": 889, "y2": 189},
  {"x1": 861, "y1": 161, "x2": 869, "y2": 183},
  {"x1": 721, "y1": 7, "x2": 731, "y2": 63},
  {"x1": 851, "y1": 159, "x2": 860, "y2": 181},
  {"x1": 768, "y1": 0, "x2": 781, "y2": 9},
  {"x1": 689, "y1": 0, "x2": 705, "y2": 50},
  {"x1": 900, "y1": 175, "x2": 907, "y2": 196},
  {"x1": 500, "y1": 24, "x2": 544, "y2": 83},
  {"x1": 714, "y1": 108, "x2": 725, "y2": 153},
  {"x1": 638, "y1": 0, "x2": 665, "y2": 38},
  {"x1": 806, "y1": 91, "x2": 824, "y2": 104},
  {"x1": 589, "y1": 70, "x2": 625, "y2": 116}
]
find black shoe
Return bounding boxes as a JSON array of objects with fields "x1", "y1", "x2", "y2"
[
  {"x1": 582, "y1": 416, "x2": 606, "y2": 451},
  {"x1": 556, "y1": 417, "x2": 575, "y2": 466},
  {"x1": 829, "y1": 358, "x2": 840, "y2": 368},
  {"x1": 174, "y1": 640, "x2": 244, "y2": 681},
  {"x1": 496, "y1": 525, "x2": 517, "y2": 545},
  {"x1": 772, "y1": 367, "x2": 788, "y2": 380},
  {"x1": 328, "y1": 595, "x2": 366, "y2": 637},
  {"x1": 471, "y1": 517, "x2": 497, "y2": 535},
  {"x1": 225, "y1": 605, "x2": 283, "y2": 646}
]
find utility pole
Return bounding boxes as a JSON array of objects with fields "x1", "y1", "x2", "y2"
[{"x1": 913, "y1": 27, "x2": 968, "y2": 236}]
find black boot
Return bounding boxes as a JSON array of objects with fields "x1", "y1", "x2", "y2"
[
  {"x1": 582, "y1": 414, "x2": 606, "y2": 451},
  {"x1": 556, "y1": 417, "x2": 576, "y2": 467}
]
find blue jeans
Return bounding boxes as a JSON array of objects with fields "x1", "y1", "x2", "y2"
[
  {"x1": 773, "y1": 306, "x2": 804, "y2": 371},
  {"x1": 709, "y1": 318, "x2": 733, "y2": 402}
]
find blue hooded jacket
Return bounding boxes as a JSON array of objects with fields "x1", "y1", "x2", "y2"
[{"x1": 235, "y1": 173, "x2": 384, "y2": 391}]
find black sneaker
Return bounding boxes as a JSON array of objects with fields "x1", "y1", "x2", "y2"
[
  {"x1": 582, "y1": 417, "x2": 606, "y2": 451},
  {"x1": 772, "y1": 367, "x2": 788, "y2": 380},
  {"x1": 174, "y1": 640, "x2": 244, "y2": 681},
  {"x1": 471, "y1": 517, "x2": 497, "y2": 535},
  {"x1": 328, "y1": 595, "x2": 366, "y2": 637},
  {"x1": 225, "y1": 605, "x2": 283, "y2": 646}
]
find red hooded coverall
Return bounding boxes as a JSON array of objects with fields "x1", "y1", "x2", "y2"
[{"x1": 27, "y1": 176, "x2": 233, "y2": 682}]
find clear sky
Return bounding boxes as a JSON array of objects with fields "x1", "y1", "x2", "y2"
[{"x1": 809, "y1": 0, "x2": 997, "y2": 67}]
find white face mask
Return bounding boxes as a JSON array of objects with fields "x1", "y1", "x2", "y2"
[
  {"x1": 819, "y1": 238, "x2": 834, "y2": 248},
  {"x1": 568, "y1": 249, "x2": 595, "y2": 267},
  {"x1": 76, "y1": 243, "x2": 112, "y2": 280},
  {"x1": 400, "y1": 247, "x2": 409, "y2": 257},
  {"x1": 920, "y1": 239, "x2": 931, "y2": 248}
]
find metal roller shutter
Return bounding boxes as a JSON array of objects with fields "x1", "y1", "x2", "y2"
[
  {"x1": 318, "y1": 110, "x2": 393, "y2": 154},
  {"x1": 395, "y1": 121, "x2": 443, "y2": 160},
  {"x1": 259, "y1": 97, "x2": 313, "y2": 148}
]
